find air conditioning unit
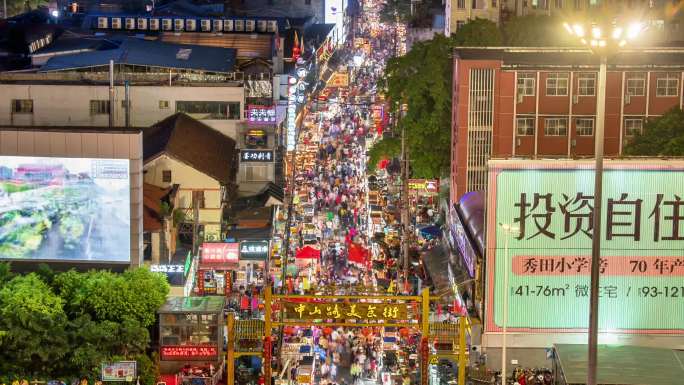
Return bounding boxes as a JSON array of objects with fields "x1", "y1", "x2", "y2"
[
  {"x1": 137, "y1": 18, "x2": 147, "y2": 30},
  {"x1": 257, "y1": 20, "x2": 267, "y2": 32},
  {"x1": 516, "y1": 93, "x2": 523, "y2": 104},
  {"x1": 149, "y1": 18, "x2": 160, "y2": 30},
  {"x1": 162, "y1": 19, "x2": 172, "y2": 31},
  {"x1": 224, "y1": 19, "x2": 234, "y2": 32},
  {"x1": 174, "y1": 19, "x2": 184, "y2": 31},
  {"x1": 97, "y1": 17, "x2": 108, "y2": 29},
  {"x1": 186, "y1": 19, "x2": 196, "y2": 31},
  {"x1": 212, "y1": 19, "x2": 223, "y2": 32},
  {"x1": 111, "y1": 18, "x2": 121, "y2": 29},
  {"x1": 267, "y1": 20, "x2": 277, "y2": 33},
  {"x1": 125, "y1": 18, "x2": 135, "y2": 30},
  {"x1": 625, "y1": 94, "x2": 631, "y2": 105},
  {"x1": 245, "y1": 19, "x2": 255, "y2": 32},
  {"x1": 235, "y1": 20, "x2": 245, "y2": 31},
  {"x1": 572, "y1": 94, "x2": 579, "y2": 104}
]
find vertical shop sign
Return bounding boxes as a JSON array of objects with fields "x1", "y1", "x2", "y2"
[
  {"x1": 196, "y1": 269, "x2": 205, "y2": 295},
  {"x1": 263, "y1": 336, "x2": 272, "y2": 382},
  {"x1": 420, "y1": 337, "x2": 429, "y2": 385},
  {"x1": 224, "y1": 271, "x2": 232, "y2": 296},
  {"x1": 286, "y1": 76, "x2": 297, "y2": 151}
]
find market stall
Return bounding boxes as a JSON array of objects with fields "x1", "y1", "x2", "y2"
[{"x1": 197, "y1": 242, "x2": 239, "y2": 296}]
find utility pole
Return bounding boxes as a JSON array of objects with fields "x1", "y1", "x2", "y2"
[
  {"x1": 192, "y1": 196, "x2": 200, "y2": 257},
  {"x1": 109, "y1": 60, "x2": 115, "y2": 128}
]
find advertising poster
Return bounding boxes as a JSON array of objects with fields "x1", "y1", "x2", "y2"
[
  {"x1": 101, "y1": 361, "x2": 136, "y2": 382},
  {"x1": 486, "y1": 160, "x2": 684, "y2": 333},
  {"x1": 0, "y1": 156, "x2": 130, "y2": 262}
]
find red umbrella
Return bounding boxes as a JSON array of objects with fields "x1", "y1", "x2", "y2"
[
  {"x1": 295, "y1": 246, "x2": 321, "y2": 259},
  {"x1": 348, "y1": 243, "x2": 369, "y2": 264}
]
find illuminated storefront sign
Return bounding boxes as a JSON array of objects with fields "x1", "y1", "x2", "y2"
[
  {"x1": 160, "y1": 345, "x2": 218, "y2": 360},
  {"x1": 448, "y1": 208, "x2": 476, "y2": 278},
  {"x1": 486, "y1": 160, "x2": 684, "y2": 333},
  {"x1": 239, "y1": 240, "x2": 270, "y2": 261},
  {"x1": 286, "y1": 76, "x2": 297, "y2": 151},
  {"x1": 247, "y1": 105, "x2": 276, "y2": 124},
  {"x1": 408, "y1": 179, "x2": 439, "y2": 194},
  {"x1": 200, "y1": 243, "x2": 239, "y2": 264},
  {"x1": 284, "y1": 302, "x2": 408, "y2": 320},
  {"x1": 150, "y1": 264, "x2": 184, "y2": 273},
  {"x1": 241, "y1": 149, "x2": 274, "y2": 162}
]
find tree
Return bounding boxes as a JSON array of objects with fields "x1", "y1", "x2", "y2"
[
  {"x1": 4, "y1": 0, "x2": 48, "y2": 17},
  {"x1": 379, "y1": 0, "x2": 413, "y2": 24},
  {"x1": 452, "y1": 18, "x2": 503, "y2": 46},
  {"x1": 379, "y1": 18, "x2": 504, "y2": 179},
  {"x1": 366, "y1": 137, "x2": 401, "y2": 174},
  {"x1": 623, "y1": 108, "x2": 684, "y2": 156},
  {"x1": 503, "y1": 15, "x2": 578, "y2": 46}
]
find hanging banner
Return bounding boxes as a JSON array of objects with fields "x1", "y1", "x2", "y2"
[
  {"x1": 283, "y1": 302, "x2": 408, "y2": 321},
  {"x1": 486, "y1": 159, "x2": 684, "y2": 333},
  {"x1": 101, "y1": 361, "x2": 137, "y2": 382}
]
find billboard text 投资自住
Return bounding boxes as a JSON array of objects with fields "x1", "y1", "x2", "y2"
[
  {"x1": 0, "y1": 156, "x2": 130, "y2": 262},
  {"x1": 486, "y1": 160, "x2": 684, "y2": 333}
]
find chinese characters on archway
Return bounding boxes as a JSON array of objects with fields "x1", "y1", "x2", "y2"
[
  {"x1": 513, "y1": 192, "x2": 684, "y2": 242},
  {"x1": 283, "y1": 302, "x2": 408, "y2": 321}
]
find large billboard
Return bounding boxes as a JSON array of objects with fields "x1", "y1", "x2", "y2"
[
  {"x1": 0, "y1": 156, "x2": 130, "y2": 262},
  {"x1": 486, "y1": 160, "x2": 684, "y2": 334}
]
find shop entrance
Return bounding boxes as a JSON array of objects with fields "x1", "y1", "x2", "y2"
[{"x1": 225, "y1": 287, "x2": 469, "y2": 385}]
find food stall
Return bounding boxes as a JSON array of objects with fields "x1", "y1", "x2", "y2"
[
  {"x1": 158, "y1": 296, "x2": 226, "y2": 376},
  {"x1": 197, "y1": 243, "x2": 239, "y2": 296},
  {"x1": 236, "y1": 240, "x2": 269, "y2": 288}
]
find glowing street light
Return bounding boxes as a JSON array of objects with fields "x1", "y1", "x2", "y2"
[{"x1": 563, "y1": 18, "x2": 645, "y2": 385}]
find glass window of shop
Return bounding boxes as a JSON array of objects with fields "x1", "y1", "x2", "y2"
[{"x1": 160, "y1": 312, "x2": 220, "y2": 346}]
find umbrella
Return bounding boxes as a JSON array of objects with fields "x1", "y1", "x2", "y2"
[
  {"x1": 296, "y1": 245, "x2": 321, "y2": 259},
  {"x1": 418, "y1": 225, "x2": 442, "y2": 239}
]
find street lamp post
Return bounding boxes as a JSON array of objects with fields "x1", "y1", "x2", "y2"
[
  {"x1": 563, "y1": 20, "x2": 644, "y2": 385},
  {"x1": 499, "y1": 223, "x2": 519, "y2": 384}
]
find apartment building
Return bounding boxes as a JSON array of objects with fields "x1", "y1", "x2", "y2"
[
  {"x1": 445, "y1": 0, "x2": 501, "y2": 36},
  {"x1": 450, "y1": 47, "x2": 684, "y2": 203}
]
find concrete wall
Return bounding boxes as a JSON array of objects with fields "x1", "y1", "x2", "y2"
[
  {"x1": 144, "y1": 154, "x2": 223, "y2": 240},
  {"x1": 0, "y1": 84, "x2": 245, "y2": 139},
  {"x1": 0, "y1": 128, "x2": 144, "y2": 267}
]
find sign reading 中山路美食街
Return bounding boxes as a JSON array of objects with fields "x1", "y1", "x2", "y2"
[
  {"x1": 486, "y1": 160, "x2": 684, "y2": 333},
  {"x1": 283, "y1": 302, "x2": 408, "y2": 321}
]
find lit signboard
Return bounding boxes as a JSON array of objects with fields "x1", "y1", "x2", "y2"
[
  {"x1": 160, "y1": 345, "x2": 218, "y2": 360},
  {"x1": 0, "y1": 156, "x2": 130, "y2": 262},
  {"x1": 448, "y1": 207, "x2": 476, "y2": 278},
  {"x1": 200, "y1": 242, "x2": 239, "y2": 264},
  {"x1": 486, "y1": 160, "x2": 684, "y2": 333},
  {"x1": 239, "y1": 240, "x2": 269, "y2": 261},
  {"x1": 247, "y1": 105, "x2": 276, "y2": 125},
  {"x1": 286, "y1": 76, "x2": 297, "y2": 151},
  {"x1": 241, "y1": 149, "x2": 274, "y2": 163},
  {"x1": 101, "y1": 361, "x2": 136, "y2": 382},
  {"x1": 150, "y1": 264, "x2": 185, "y2": 273}
]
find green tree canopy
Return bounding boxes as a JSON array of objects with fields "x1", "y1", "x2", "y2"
[
  {"x1": 623, "y1": 108, "x2": 684, "y2": 156},
  {"x1": 452, "y1": 18, "x2": 503, "y2": 46},
  {"x1": 366, "y1": 136, "x2": 401, "y2": 174},
  {"x1": 4, "y1": 0, "x2": 48, "y2": 17},
  {"x1": 0, "y1": 265, "x2": 169, "y2": 384},
  {"x1": 503, "y1": 15, "x2": 578, "y2": 46}
]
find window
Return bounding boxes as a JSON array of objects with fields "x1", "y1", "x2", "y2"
[
  {"x1": 578, "y1": 73, "x2": 596, "y2": 96},
  {"x1": 544, "y1": 118, "x2": 568, "y2": 136},
  {"x1": 576, "y1": 118, "x2": 594, "y2": 136},
  {"x1": 191, "y1": 190, "x2": 205, "y2": 209},
  {"x1": 11, "y1": 99, "x2": 33, "y2": 114},
  {"x1": 492, "y1": 0, "x2": 497, "y2": 7},
  {"x1": 574, "y1": 0, "x2": 581, "y2": 9},
  {"x1": 554, "y1": 0, "x2": 563, "y2": 8},
  {"x1": 176, "y1": 101, "x2": 241, "y2": 119},
  {"x1": 457, "y1": 0, "x2": 465, "y2": 9},
  {"x1": 456, "y1": 20, "x2": 466, "y2": 30},
  {"x1": 626, "y1": 73, "x2": 646, "y2": 96},
  {"x1": 516, "y1": 117, "x2": 535, "y2": 136},
  {"x1": 624, "y1": 118, "x2": 643, "y2": 137},
  {"x1": 245, "y1": 165, "x2": 269, "y2": 181},
  {"x1": 159, "y1": 100, "x2": 170, "y2": 109},
  {"x1": 517, "y1": 73, "x2": 535, "y2": 96},
  {"x1": 90, "y1": 100, "x2": 110, "y2": 115},
  {"x1": 162, "y1": 170, "x2": 172, "y2": 183},
  {"x1": 656, "y1": 73, "x2": 679, "y2": 97},
  {"x1": 546, "y1": 73, "x2": 568, "y2": 96}
]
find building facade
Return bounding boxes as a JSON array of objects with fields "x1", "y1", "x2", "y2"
[
  {"x1": 450, "y1": 47, "x2": 684, "y2": 203},
  {"x1": 445, "y1": 0, "x2": 501, "y2": 36}
]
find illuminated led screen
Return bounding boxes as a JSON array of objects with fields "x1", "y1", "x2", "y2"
[{"x1": 0, "y1": 156, "x2": 130, "y2": 262}]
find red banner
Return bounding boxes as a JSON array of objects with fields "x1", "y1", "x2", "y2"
[
  {"x1": 201, "y1": 243, "x2": 239, "y2": 265},
  {"x1": 160, "y1": 345, "x2": 218, "y2": 360},
  {"x1": 420, "y1": 337, "x2": 429, "y2": 385},
  {"x1": 263, "y1": 337, "x2": 272, "y2": 382}
]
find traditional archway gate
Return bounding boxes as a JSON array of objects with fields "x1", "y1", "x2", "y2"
[{"x1": 227, "y1": 287, "x2": 468, "y2": 385}]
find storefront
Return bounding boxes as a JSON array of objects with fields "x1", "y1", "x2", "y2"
[
  {"x1": 236, "y1": 240, "x2": 269, "y2": 288},
  {"x1": 196, "y1": 243, "x2": 239, "y2": 296},
  {"x1": 158, "y1": 296, "x2": 226, "y2": 376}
]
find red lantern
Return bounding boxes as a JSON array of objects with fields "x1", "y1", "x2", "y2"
[
  {"x1": 361, "y1": 327, "x2": 371, "y2": 337},
  {"x1": 323, "y1": 327, "x2": 333, "y2": 336},
  {"x1": 284, "y1": 326, "x2": 295, "y2": 335},
  {"x1": 399, "y1": 327, "x2": 409, "y2": 338}
]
